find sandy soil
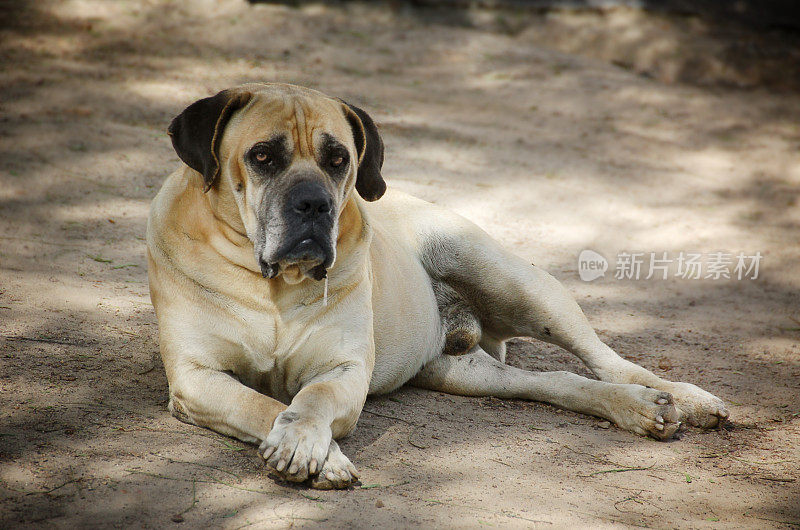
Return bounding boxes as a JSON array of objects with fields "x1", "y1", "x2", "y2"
[{"x1": 1, "y1": 1, "x2": 799, "y2": 527}]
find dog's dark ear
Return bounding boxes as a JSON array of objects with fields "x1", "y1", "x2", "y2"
[
  {"x1": 168, "y1": 89, "x2": 252, "y2": 192},
  {"x1": 342, "y1": 101, "x2": 386, "y2": 201}
]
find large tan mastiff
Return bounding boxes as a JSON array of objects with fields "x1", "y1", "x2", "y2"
[{"x1": 147, "y1": 83, "x2": 728, "y2": 489}]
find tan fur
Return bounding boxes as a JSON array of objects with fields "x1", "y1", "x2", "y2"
[{"x1": 148, "y1": 83, "x2": 728, "y2": 489}]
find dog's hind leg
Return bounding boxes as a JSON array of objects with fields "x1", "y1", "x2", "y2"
[
  {"x1": 422, "y1": 228, "x2": 728, "y2": 429},
  {"x1": 410, "y1": 348, "x2": 681, "y2": 439},
  {"x1": 478, "y1": 334, "x2": 506, "y2": 363}
]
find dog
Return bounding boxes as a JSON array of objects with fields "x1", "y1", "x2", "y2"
[{"x1": 147, "y1": 83, "x2": 728, "y2": 489}]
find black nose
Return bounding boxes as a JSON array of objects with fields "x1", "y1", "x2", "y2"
[{"x1": 288, "y1": 181, "x2": 332, "y2": 219}]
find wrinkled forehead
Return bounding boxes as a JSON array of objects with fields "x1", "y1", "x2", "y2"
[{"x1": 225, "y1": 86, "x2": 352, "y2": 155}]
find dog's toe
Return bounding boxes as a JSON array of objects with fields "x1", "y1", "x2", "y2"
[
  {"x1": 310, "y1": 440, "x2": 357, "y2": 490},
  {"x1": 605, "y1": 385, "x2": 683, "y2": 440},
  {"x1": 667, "y1": 382, "x2": 729, "y2": 429},
  {"x1": 260, "y1": 413, "x2": 331, "y2": 483},
  {"x1": 643, "y1": 414, "x2": 681, "y2": 440}
]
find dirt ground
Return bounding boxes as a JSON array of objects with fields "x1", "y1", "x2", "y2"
[{"x1": 1, "y1": 1, "x2": 799, "y2": 527}]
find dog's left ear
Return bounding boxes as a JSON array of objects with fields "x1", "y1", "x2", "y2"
[
  {"x1": 342, "y1": 101, "x2": 386, "y2": 201},
  {"x1": 168, "y1": 89, "x2": 253, "y2": 192}
]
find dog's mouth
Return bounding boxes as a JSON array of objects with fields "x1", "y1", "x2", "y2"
[
  {"x1": 260, "y1": 237, "x2": 333, "y2": 283},
  {"x1": 260, "y1": 260, "x2": 328, "y2": 283}
]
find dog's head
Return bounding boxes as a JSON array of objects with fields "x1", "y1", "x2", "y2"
[{"x1": 168, "y1": 83, "x2": 385, "y2": 283}]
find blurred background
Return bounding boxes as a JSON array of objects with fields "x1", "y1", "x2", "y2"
[{"x1": 1, "y1": 1, "x2": 799, "y2": 527}]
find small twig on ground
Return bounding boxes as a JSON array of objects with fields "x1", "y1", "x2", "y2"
[
  {"x1": 362, "y1": 409, "x2": 427, "y2": 448},
  {"x1": 361, "y1": 408, "x2": 417, "y2": 425},
  {"x1": 560, "y1": 443, "x2": 640, "y2": 470},
  {"x1": 422, "y1": 498, "x2": 551, "y2": 525},
  {"x1": 407, "y1": 426, "x2": 429, "y2": 449},
  {"x1": 700, "y1": 451, "x2": 793, "y2": 466},
  {"x1": 561, "y1": 443, "x2": 698, "y2": 482},
  {"x1": 219, "y1": 439, "x2": 247, "y2": 451},
  {"x1": 583, "y1": 466, "x2": 654, "y2": 477},
  {"x1": 233, "y1": 514, "x2": 329, "y2": 529},
  {"x1": 614, "y1": 494, "x2": 646, "y2": 513},
  {"x1": 126, "y1": 468, "x2": 337, "y2": 505},
  {"x1": 743, "y1": 512, "x2": 800, "y2": 527},
  {"x1": 733, "y1": 457, "x2": 793, "y2": 465},
  {"x1": 298, "y1": 491, "x2": 326, "y2": 501},
  {"x1": 4, "y1": 335, "x2": 92, "y2": 347},
  {"x1": 173, "y1": 479, "x2": 198, "y2": 520},
  {"x1": 150, "y1": 453, "x2": 242, "y2": 480},
  {"x1": 0, "y1": 477, "x2": 81, "y2": 496},
  {"x1": 125, "y1": 469, "x2": 286, "y2": 498},
  {"x1": 0, "y1": 235, "x2": 84, "y2": 248},
  {"x1": 358, "y1": 481, "x2": 410, "y2": 490}
]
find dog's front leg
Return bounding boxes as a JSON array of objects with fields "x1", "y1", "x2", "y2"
[
  {"x1": 260, "y1": 362, "x2": 368, "y2": 488},
  {"x1": 168, "y1": 365, "x2": 287, "y2": 445}
]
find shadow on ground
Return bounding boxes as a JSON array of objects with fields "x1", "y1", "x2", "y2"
[{"x1": 1, "y1": 0, "x2": 799, "y2": 527}]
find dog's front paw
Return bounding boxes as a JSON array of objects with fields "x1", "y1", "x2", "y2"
[
  {"x1": 664, "y1": 381, "x2": 729, "y2": 429},
  {"x1": 260, "y1": 411, "x2": 331, "y2": 483},
  {"x1": 311, "y1": 440, "x2": 358, "y2": 490},
  {"x1": 604, "y1": 385, "x2": 683, "y2": 440}
]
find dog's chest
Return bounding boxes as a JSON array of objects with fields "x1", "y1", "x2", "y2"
[
  {"x1": 226, "y1": 302, "x2": 331, "y2": 402},
  {"x1": 228, "y1": 315, "x2": 297, "y2": 401},
  {"x1": 226, "y1": 303, "x2": 281, "y2": 372},
  {"x1": 240, "y1": 334, "x2": 277, "y2": 374}
]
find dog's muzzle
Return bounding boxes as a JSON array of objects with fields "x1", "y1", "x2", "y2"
[
  {"x1": 260, "y1": 238, "x2": 330, "y2": 280},
  {"x1": 259, "y1": 181, "x2": 335, "y2": 281}
]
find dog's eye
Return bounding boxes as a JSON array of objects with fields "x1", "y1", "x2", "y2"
[
  {"x1": 330, "y1": 153, "x2": 347, "y2": 168},
  {"x1": 254, "y1": 151, "x2": 273, "y2": 165}
]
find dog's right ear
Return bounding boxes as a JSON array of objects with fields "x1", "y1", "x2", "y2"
[
  {"x1": 342, "y1": 101, "x2": 386, "y2": 202},
  {"x1": 168, "y1": 89, "x2": 252, "y2": 192}
]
